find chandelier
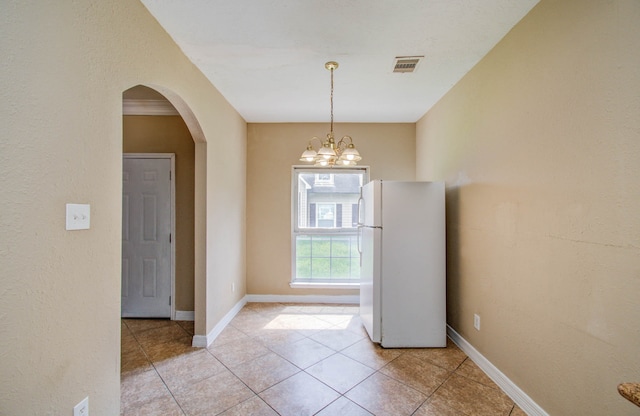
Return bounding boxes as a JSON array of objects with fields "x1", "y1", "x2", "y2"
[{"x1": 299, "y1": 61, "x2": 362, "y2": 167}]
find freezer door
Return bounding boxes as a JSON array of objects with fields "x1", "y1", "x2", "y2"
[
  {"x1": 360, "y1": 180, "x2": 382, "y2": 227},
  {"x1": 359, "y1": 226, "x2": 381, "y2": 342}
]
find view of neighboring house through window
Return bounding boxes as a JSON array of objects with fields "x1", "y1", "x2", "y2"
[{"x1": 292, "y1": 167, "x2": 369, "y2": 283}]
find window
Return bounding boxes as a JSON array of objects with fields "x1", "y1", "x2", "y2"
[
  {"x1": 316, "y1": 203, "x2": 336, "y2": 227},
  {"x1": 314, "y1": 173, "x2": 334, "y2": 186},
  {"x1": 292, "y1": 167, "x2": 369, "y2": 285}
]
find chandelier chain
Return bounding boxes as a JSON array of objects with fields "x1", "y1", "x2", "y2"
[
  {"x1": 330, "y1": 65, "x2": 334, "y2": 135},
  {"x1": 299, "y1": 60, "x2": 361, "y2": 166}
]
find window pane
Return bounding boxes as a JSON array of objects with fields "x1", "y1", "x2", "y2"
[
  {"x1": 294, "y1": 234, "x2": 361, "y2": 281},
  {"x1": 297, "y1": 172, "x2": 363, "y2": 229},
  {"x1": 350, "y1": 239, "x2": 360, "y2": 257},
  {"x1": 311, "y1": 236, "x2": 331, "y2": 257},
  {"x1": 311, "y1": 258, "x2": 330, "y2": 279},
  {"x1": 296, "y1": 235, "x2": 311, "y2": 257},
  {"x1": 331, "y1": 237, "x2": 351, "y2": 257},
  {"x1": 296, "y1": 258, "x2": 311, "y2": 278},
  {"x1": 331, "y1": 258, "x2": 351, "y2": 278},
  {"x1": 350, "y1": 258, "x2": 361, "y2": 278}
]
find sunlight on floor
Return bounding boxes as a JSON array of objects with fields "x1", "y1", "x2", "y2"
[{"x1": 264, "y1": 313, "x2": 353, "y2": 331}]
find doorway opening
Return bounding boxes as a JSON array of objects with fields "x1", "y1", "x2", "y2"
[{"x1": 122, "y1": 85, "x2": 202, "y2": 325}]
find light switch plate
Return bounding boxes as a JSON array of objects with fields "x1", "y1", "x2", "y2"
[
  {"x1": 66, "y1": 204, "x2": 90, "y2": 230},
  {"x1": 73, "y1": 396, "x2": 88, "y2": 416}
]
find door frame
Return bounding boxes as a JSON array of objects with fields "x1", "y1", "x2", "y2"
[{"x1": 123, "y1": 153, "x2": 176, "y2": 320}]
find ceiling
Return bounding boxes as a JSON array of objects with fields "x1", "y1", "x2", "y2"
[{"x1": 139, "y1": 0, "x2": 539, "y2": 123}]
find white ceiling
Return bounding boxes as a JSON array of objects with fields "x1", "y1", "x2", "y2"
[{"x1": 140, "y1": 0, "x2": 539, "y2": 123}]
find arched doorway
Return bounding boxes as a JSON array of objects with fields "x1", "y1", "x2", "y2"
[{"x1": 121, "y1": 85, "x2": 206, "y2": 339}]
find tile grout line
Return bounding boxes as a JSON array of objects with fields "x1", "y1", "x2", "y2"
[
  {"x1": 227, "y1": 307, "x2": 369, "y2": 415},
  {"x1": 241, "y1": 307, "x2": 441, "y2": 415},
  {"x1": 123, "y1": 305, "x2": 518, "y2": 416},
  {"x1": 203, "y1": 323, "x2": 304, "y2": 416},
  {"x1": 200, "y1": 335, "x2": 276, "y2": 414},
  {"x1": 123, "y1": 320, "x2": 189, "y2": 415}
]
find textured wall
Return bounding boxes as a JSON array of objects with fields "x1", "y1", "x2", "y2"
[
  {"x1": 416, "y1": 1, "x2": 640, "y2": 414},
  {"x1": 0, "y1": 1, "x2": 245, "y2": 414},
  {"x1": 246, "y1": 123, "x2": 415, "y2": 296}
]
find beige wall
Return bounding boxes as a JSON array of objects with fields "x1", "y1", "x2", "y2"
[
  {"x1": 123, "y1": 115, "x2": 196, "y2": 312},
  {"x1": 247, "y1": 123, "x2": 415, "y2": 296},
  {"x1": 416, "y1": 1, "x2": 640, "y2": 414},
  {"x1": 0, "y1": 1, "x2": 245, "y2": 415}
]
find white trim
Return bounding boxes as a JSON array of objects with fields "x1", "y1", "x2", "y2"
[
  {"x1": 191, "y1": 297, "x2": 248, "y2": 348},
  {"x1": 245, "y1": 294, "x2": 359, "y2": 304},
  {"x1": 175, "y1": 310, "x2": 194, "y2": 321},
  {"x1": 123, "y1": 99, "x2": 179, "y2": 116},
  {"x1": 123, "y1": 153, "x2": 176, "y2": 320},
  {"x1": 123, "y1": 153, "x2": 176, "y2": 159},
  {"x1": 447, "y1": 325, "x2": 549, "y2": 416}
]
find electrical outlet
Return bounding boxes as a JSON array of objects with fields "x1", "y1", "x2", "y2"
[
  {"x1": 474, "y1": 314, "x2": 481, "y2": 331},
  {"x1": 74, "y1": 396, "x2": 88, "y2": 416},
  {"x1": 232, "y1": 283, "x2": 235, "y2": 292}
]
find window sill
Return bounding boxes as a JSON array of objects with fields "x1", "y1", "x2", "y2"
[{"x1": 290, "y1": 282, "x2": 360, "y2": 290}]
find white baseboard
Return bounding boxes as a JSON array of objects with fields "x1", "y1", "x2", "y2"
[
  {"x1": 245, "y1": 294, "x2": 359, "y2": 304},
  {"x1": 175, "y1": 310, "x2": 194, "y2": 321},
  {"x1": 191, "y1": 297, "x2": 247, "y2": 348},
  {"x1": 447, "y1": 325, "x2": 548, "y2": 416}
]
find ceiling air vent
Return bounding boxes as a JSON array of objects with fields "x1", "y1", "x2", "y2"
[{"x1": 392, "y1": 56, "x2": 423, "y2": 73}]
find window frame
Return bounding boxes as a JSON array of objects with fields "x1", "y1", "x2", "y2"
[{"x1": 291, "y1": 166, "x2": 369, "y2": 287}]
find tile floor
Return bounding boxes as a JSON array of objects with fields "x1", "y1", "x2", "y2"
[{"x1": 121, "y1": 303, "x2": 526, "y2": 416}]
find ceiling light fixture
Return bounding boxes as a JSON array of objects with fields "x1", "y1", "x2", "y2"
[{"x1": 300, "y1": 61, "x2": 362, "y2": 167}]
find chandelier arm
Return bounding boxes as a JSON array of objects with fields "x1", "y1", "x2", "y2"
[
  {"x1": 336, "y1": 135, "x2": 353, "y2": 148},
  {"x1": 308, "y1": 136, "x2": 323, "y2": 149}
]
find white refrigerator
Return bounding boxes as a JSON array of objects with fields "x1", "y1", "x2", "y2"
[{"x1": 358, "y1": 180, "x2": 446, "y2": 348}]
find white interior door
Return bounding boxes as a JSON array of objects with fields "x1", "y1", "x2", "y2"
[{"x1": 122, "y1": 156, "x2": 173, "y2": 318}]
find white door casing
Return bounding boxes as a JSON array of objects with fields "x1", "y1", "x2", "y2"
[{"x1": 122, "y1": 154, "x2": 175, "y2": 318}]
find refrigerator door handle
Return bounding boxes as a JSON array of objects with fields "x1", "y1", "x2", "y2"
[{"x1": 356, "y1": 192, "x2": 364, "y2": 227}]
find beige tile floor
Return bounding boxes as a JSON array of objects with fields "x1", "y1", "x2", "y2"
[{"x1": 121, "y1": 303, "x2": 526, "y2": 416}]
